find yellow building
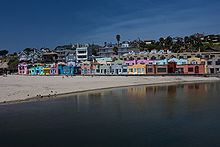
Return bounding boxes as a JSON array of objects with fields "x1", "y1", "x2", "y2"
[
  {"x1": 43, "y1": 68, "x2": 51, "y2": 75},
  {"x1": 188, "y1": 57, "x2": 208, "y2": 73},
  {"x1": 128, "y1": 64, "x2": 146, "y2": 75}
]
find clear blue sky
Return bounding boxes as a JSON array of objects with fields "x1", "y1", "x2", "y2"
[{"x1": 0, "y1": 0, "x2": 219, "y2": 52}]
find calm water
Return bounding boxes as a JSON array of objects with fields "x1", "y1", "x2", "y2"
[{"x1": 1, "y1": 82, "x2": 220, "y2": 147}]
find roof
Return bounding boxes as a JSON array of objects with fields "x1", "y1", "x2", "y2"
[
  {"x1": 96, "y1": 58, "x2": 112, "y2": 62},
  {"x1": 43, "y1": 52, "x2": 58, "y2": 55},
  {"x1": 0, "y1": 62, "x2": 9, "y2": 69}
]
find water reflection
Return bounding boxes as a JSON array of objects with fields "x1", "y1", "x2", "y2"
[
  {"x1": 0, "y1": 82, "x2": 220, "y2": 147},
  {"x1": 61, "y1": 82, "x2": 216, "y2": 118}
]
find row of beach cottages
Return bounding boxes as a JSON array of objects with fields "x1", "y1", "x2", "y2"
[
  {"x1": 80, "y1": 57, "x2": 207, "y2": 75},
  {"x1": 18, "y1": 63, "x2": 77, "y2": 76},
  {"x1": 18, "y1": 57, "x2": 209, "y2": 76}
]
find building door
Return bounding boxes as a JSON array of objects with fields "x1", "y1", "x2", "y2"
[
  {"x1": 210, "y1": 68, "x2": 214, "y2": 74},
  {"x1": 195, "y1": 66, "x2": 199, "y2": 74},
  {"x1": 168, "y1": 62, "x2": 177, "y2": 73}
]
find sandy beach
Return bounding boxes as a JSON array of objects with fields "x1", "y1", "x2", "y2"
[{"x1": 0, "y1": 75, "x2": 219, "y2": 103}]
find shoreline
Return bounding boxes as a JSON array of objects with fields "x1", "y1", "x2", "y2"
[{"x1": 0, "y1": 75, "x2": 219, "y2": 104}]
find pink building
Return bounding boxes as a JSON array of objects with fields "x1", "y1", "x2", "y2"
[
  {"x1": 124, "y1": 60, "x2": 136, "y2": 66},
  {"x1": 81, "y1": 61, "x2": 97, "y2": 75},
  {"x1": 137, "y1": 59, "x2": 154, "y2": 65},
  {"x1": 50, "y1": 64, "x2": 59, "y2": 75},
  {"x1": 18, "y1": 63, "x2": 29, "y2": 75}
]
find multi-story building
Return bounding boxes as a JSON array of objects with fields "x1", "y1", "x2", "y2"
[
  {"x1": 54, "y1": 45, "x2": 76, "y2": 63},
  {"x1": 76, "y1": 47, "x2": 92, "y2": 62},
  {"x1": 207, "y1": 57, "x2": 220, "y2": 74},
  {"x1": 99, "y1": 47, "x2": 114, "y2": 58},
  {"x1": 18, "y1": 48, "x2": 42, "y2": 63}
]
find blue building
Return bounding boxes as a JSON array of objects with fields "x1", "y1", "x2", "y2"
[{"x1": 58, "y1": 64, "x2": 75, "y2": 76}]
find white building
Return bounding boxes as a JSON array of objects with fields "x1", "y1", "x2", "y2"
[{"x1": 76, "y1": 47, "x2": 92, "y2": 62}]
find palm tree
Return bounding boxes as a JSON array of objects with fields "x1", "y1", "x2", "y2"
[
  {"x1": 159, "y1": 37, "x2": 165, "y2": 49},
  {"x1": 116, "y1": 34, "x2": 121, "y2": 46}
]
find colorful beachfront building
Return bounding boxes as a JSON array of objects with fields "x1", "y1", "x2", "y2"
[
  {"x1": 81, "y1": 61, "x2": 97, "y2": 75},
  {"x1": 18, "y1": 63, "x2": 30, "y2": 75},
  {"x1": 29, "y1": 64, "x2": 44, "y2": 76},
  {"x1": 207, "y1": 57, "x2": 220, "y2": 74},
  {"x1": 137, "y1": 59, "x2": 154, "y2": 65},
  {"x1": 124, "y1": 60, "x2": 136, "y2": 66},
  {"x1": 95, "y1": 58, "x2": 112, "y2": 75},
  {"x1": 128, "y1": 64, "x2": 146, "y2": 75},
  {"x1": 176, "y1": 64, "x2": 206, "y2": 74},
  {"x1": 110, "y1": 59, "x2": 128, "y2": 75},
  {"x1": 168, "y1": 58, "x2": 188, "y2": 65},
  {"x1": 154, "y1": 59, "x2": 168, "y2": 65},
  {"x1": 58, "y1": 64, "x2": 75, "y2": 76}
]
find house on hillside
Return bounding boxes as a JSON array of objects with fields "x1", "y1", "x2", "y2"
[
  {"x1": 18, "y1": 49, "x2": 42, "y2": 63},
  {"x1": 76, "y1": 46, "x2": 92, "y2": 62},
  {"x1": 99, "y1": 46, "x2": 115, "y2": 58},
  {"x1": 42, "y1": 52, "x2": 58, "y2": 63}
]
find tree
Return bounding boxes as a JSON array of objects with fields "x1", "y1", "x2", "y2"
[
  {"x1": 8, "y1": 57, "x2": 19, "y2": 72},
  {"x1": 113, "y1": 46, "x2": 118, "y2": 55},
  {"x1": 89, "y1": 44, "x2": 100, "y2": 56},
  {"x1": 116, "y1": 34, "x2": 121, "y2": 46},
  {"x1": 165, "y1": 36, "x2": 173, "y2": 49},
  {"x1": 0, "y1": 50, "x2": 9, "y2": 57},
  {"x1": 159, "y1": 37, "x2": 165, "y2": 49}
]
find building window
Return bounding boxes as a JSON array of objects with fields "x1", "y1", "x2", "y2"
[
  {"x1": 157, "y1": 68, "x2": 166, "y2": 73},
  {"x1": 191, "y1": 61, "x2": 197, "y2": 65},
  {"x1": 129, "y1": 68, "x2": 133, "y2": 72},
  {"x1": 176, "y1": 68, "x2": 184, "y2": 73},
  {"x1": 207, "y1": 61, "x2": 212, "y2": 65},
  {"x1": 215, "y1": 61, "x2": 220, "y2": 65},
  {"x1": 123, "y1": 69, "x2": 127, "y2": 73},
  {"x1": 134, "y1": 68, "x2": 137, "y2": 72},
  {"x1": 137, "y1": 68, "x2": 141, "y2": 73},
  {"x1": 142, "y1": 68, "x2": 145, "y2": 73},
  {"x1": 148, "y1": 68, "x2": 153, "y2": 73},
  {"x1": 188, "y1": 67, "x2": 194, "y2": 72}
]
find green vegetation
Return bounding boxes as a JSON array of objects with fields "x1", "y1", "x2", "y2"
[
  {"x1": 116, "y1": 34, "x2": 121, "y2": 46},
  {"x1": 137, "y1": 33, "x2": 220, "y2": 53},
  {"x1": 0, "y1": 50, "x2": 9, "y2": 57}
]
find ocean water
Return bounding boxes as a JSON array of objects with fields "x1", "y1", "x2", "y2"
[{"x1": 0, "y1": 82, "x2": 220, "y2": 147}]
